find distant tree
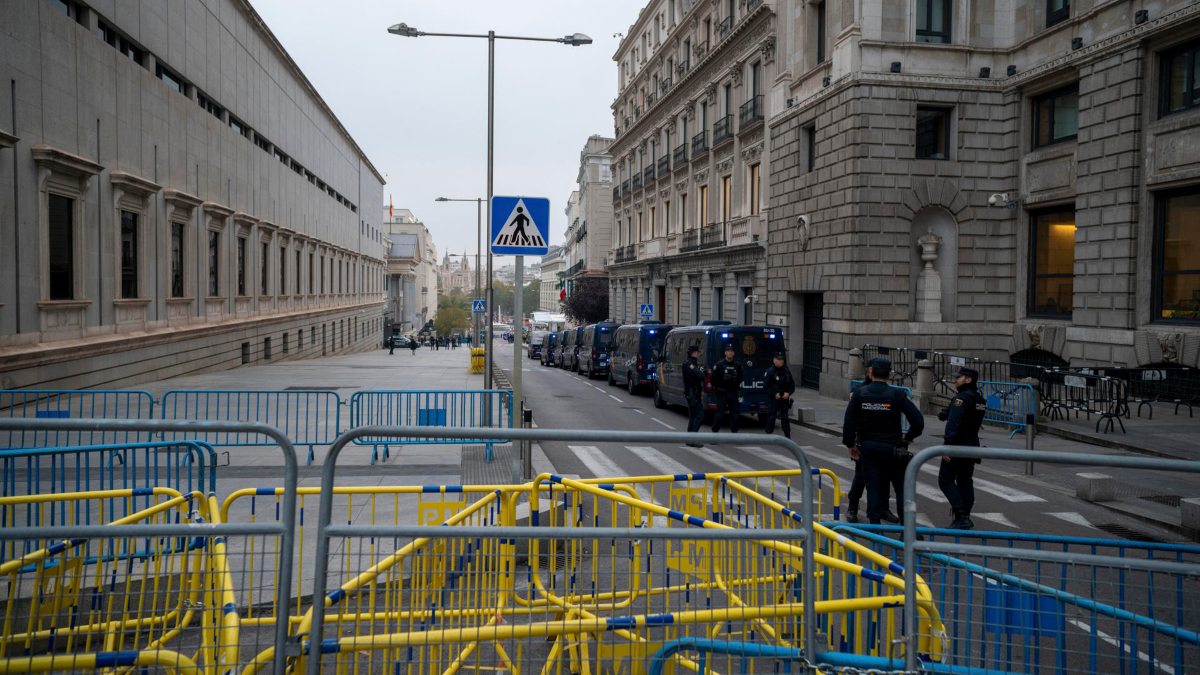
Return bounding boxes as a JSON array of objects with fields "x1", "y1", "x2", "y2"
[
  {"x1": 491, "y1": 282, "x2": 515, "y2": 319},
  {"x1": 523, "y1": 280, "x2": 540, "y2": 313},
  {"x1": 434, "y1": 304, "x2": 470, "y2": 336},
  {"x1": 562, "y1": 277, "x2": 609, "y2": 324}
]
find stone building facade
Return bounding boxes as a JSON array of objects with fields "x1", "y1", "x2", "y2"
[
  {"x1": 767, "y1": 0, "x2": 1200, "y2": 396},
  {"x1": 608, "y1": 0, "x2": 775, "y2": 326},
  {"x1": 563, "y1": 135, "x2": 615, "y2": 298},
  {"x1": 383, "y1": 209, "x2": 438, "y2": 335},
  {"x1": 0, "y1": 0, "x2": 387, "y2": 389},
  {"x1": 437, "y1": 251, "x2": 472, "y2": 294},
  {"x1": 539, "y1": 244, "x2": 566, "y2": 312}
]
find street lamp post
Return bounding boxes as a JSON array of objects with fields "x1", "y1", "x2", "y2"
[
  {"x1": 436, "y1": 196, "x2": 484, "y2": 361},
  {"x1": 388, "y1": 22, "x2": 591, "y2": 405}
]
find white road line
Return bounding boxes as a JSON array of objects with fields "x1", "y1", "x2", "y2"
[
  {"x1": 915, "y1": 513, "x2": 935, "y2": 528},
  {"x1": 608, "y1": 395, "x2": 623, "y2": 403},
  {"x1": 799, "y1": 427, "x2": 832, "y2": 438},
  {"x1": 1067, "y1": 618, "x2": 1175, "y2": 675},
  {"x1": 651, "y1": 417, "x2": 676, "y2": 430},
  {"x1": 969, "y1": 475, "x2": 1046, "y2": 503},
  {"x1": 568, "y1": 445, "x2": 625, "y2": 479},
  {"x1": 972, "y1": 512, "x2": 1019, "y2": 529},
  {"x1": 627, "y1": 446, "x2": 694, "y2": 476},
  {"x1": 593, "y1": 386, "x2": 605, "y2": 392},
  {"x1": 632, "y1": 409, "x2": 646, "y2": 415},
  {"x1": 680, "y1": 444, "x2": 755, "y2": 473},
  {"x1": 1048, "y1": 511, "x2": 1097, "y2": 530}
]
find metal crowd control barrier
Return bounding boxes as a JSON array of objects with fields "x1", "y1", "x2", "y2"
[
  {"x1": 901, "y1": 446, "x2": 1200, "y2": 674},
  {"x1": 1092, "y1": 366, "x2": 1200, "y2": 419},
  {"x1": 159, "y1": 389, "x2": 342, "y2": 464},
  {"x1": 348, "y1": 390, "x2": 513, "y2": 463},
  {"x1": 977, "y1": 381, "x2": 1036, "y2": 438},
  {"x1": 1038, "y1": 369, "x2": 1129, "y2": 433},
  {"x1": 0, "y1": 418, "x2": 299, "y2": 675},
  {"x1": 0, "y1": 440, "x2": 217, "y2": 504},
  {"x1": 0, "y1": 389, "x2": 156, "y2": 449}
]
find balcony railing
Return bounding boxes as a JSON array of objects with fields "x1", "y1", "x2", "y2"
[
  {"x1": 673, "y1": 143, "x2": 688, "y2": 165},
  {"x1": 701, "y1": 221, "x2": 727, "y2": 248},
  {"x1": 680, "y1": 229, "x2": 701, "y2": 253},
  {"x1": 718, "y1": 15, "x2": 734, "y2": 40},
  {"x1": 632, "y1": 174, "x2": 643, "y2": 191},
  {"x1": 567, "y1": 260, "x2": 585, "y2": 277},
  {"x1": 647, "y1": 92, "x2": 657, "y2": 107},
  {"x1": 713, "y1": 115, "x2": 734, "y2": 145},
  {"x1": 612, "y1": 186, "x2": 621, "y2": 202},
  {"x1": 622, "y1": 179, "x2": 631, "y2": 194},
  {"x1": 661, "y1": 77, "x2": 672, "y2": 91},
  {"x1": 739, "y1": 95, "x2": 764, "y2": 129},
  {"x1": 691, "y1": 130, "x2": 709, "y2": 157},
  {"x1": 657, "y1": 155, "x2": 670, "y2": 175},
  {"x1": 748, "y1": 0, "x2": 763, "y2": 11},
  {"x1": 695, "y1": 41, "x2": 709, "y2": 59},
  {"x1": 643, "y1": 165, "x2": 656, "y2": 184},
  {"x1": 677, "y1": 60, "x2": 690, "y2": 76},
  {"x1": 614, "y1": 244, "x2": 638, "y2": 264}
]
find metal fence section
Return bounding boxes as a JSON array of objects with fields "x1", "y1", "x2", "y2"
[
  {"x1": 159, "y1": 389, "x2": 342, "y2": 464},
  {"x1": 348, "y1": 390, "x2": 513, "y2": 463},
  {"x1": 977, "y1": 381, "x2": 1037, "y2": 438},
  {"x1": 0, "y1": 441, "x2": 217, "y2": 503},
  {"x1": 0, "y1": 417, "x2": 300, "y2": 675},
  {"x1": 901, "y1": 445, "x2": 1200, "y2": 674},
  {"x1": 0, "y1": 389, "x2": 156, "y2": 449},
  {"x1": 1037, "y1": 370, "x2": 1129, "y2": 433},
  {"x1": 1087, "y1": 366, "x2": 1200, "y2": 420}
]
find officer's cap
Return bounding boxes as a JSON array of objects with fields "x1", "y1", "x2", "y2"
[
  {"x1": 773, "y1": 352, "x2": 786, "y2": 360},
  {"x1": 956, "y1": 367, "x2": 979, "y2": 380},
  {"x1": 866, "y1": 357, "x2": 891, "y2": 371},
  {"x1": 723, "y1": 343, "x2": 735, "y2": 352},
  {"x1": 687, "y1": 345, "x2": 699, "y2": 355}
]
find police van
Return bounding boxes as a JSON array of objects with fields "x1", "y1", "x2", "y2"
[
  {"x1": 577, "y1": 321, "x2": 621, "y2": 379},
  {"x1": 539, "y1": 331, "x2": 558, "y2": 366},
  {"x1": 610, "y1": 322, "x2": 673, "y2": 394},
  {"x1": 654, "y1": 324, "x2": 786, "y2": 422},
  {"x1": 555, "y1": 328, "x2": 574, "y2": 369}
]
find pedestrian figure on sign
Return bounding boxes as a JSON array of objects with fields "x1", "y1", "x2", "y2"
[
  {"x1": 938, "y1": 367, "x2": 987, "y2": 530},
  {"x1": 710, "y1": 344, "x2": 743, "y2": 434},
  {"x1": 508, "y1": 207, "x2": 530, "y2": 246},
  {"x1": 682, "y1": 344, "x2": 706, "y2": 446},
  {"x1": 763, "y1": 352, "x2": 795, "y2": 439},
  {"x1": 841, "y1": 358, "x2": 924, "y2": 525}
]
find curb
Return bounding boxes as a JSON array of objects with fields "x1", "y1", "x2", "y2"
[{"x1": 1035, "y1": 423, "x2": 1188, "y2": 461}]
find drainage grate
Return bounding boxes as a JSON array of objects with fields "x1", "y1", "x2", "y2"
[
  {"x1": 1138, "y1": 494, "x2": 1182, "y2": 507},
  {"x1": 1094, "y1": 523, "x2": 1166, "y2": 543}
]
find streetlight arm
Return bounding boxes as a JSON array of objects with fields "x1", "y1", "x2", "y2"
[{"x1": 388, "y1": 26, "x2": 590, "y2": 46}]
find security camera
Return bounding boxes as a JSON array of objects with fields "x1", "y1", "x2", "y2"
[{"x1": 988, "y1": 193, "x2": 1009, "y2": 207}]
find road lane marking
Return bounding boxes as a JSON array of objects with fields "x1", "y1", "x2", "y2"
[
  {"x1": 799, "y1": 427, "x2": 832, "y2": 438},
  {"x1": 680, "y1": 444, "x2": 754, "y2": 472},
  {"x1": 740, "y1": 446, "x2": 949, "y2": 502},
  {"x1": 627, "y1": 446, "x2": 693, "y2": 476},
  {"x1": 609, "y1": 395, "x2": 623, "y2": 403},
  {"x1": 1047, "y1": 511, "x2": 1096, "y2": 530},
  {"x1": 651, "y1": 417, "x2": 675, "y2": 430},
  {"x1": 971, "y1": 512, "x2": 1019, "y2": 529},
  {"x1": 632, "y1": 409, "x2": 645, "y2": 415},
  {"x1": 968, "y1": 475, "x2": 1046, "y2": 503},
  {"x1": 567, "y1": 445, "x2": 625, "y2": 479},
  {"x1": 1066, "y1": 619, "x2": 1175, "y2": 675}
]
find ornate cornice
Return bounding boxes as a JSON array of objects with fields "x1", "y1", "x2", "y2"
[
  {"x1": 0, "y1": 130, "x2": 17, "y2": 149},
  {"x1": 163, "y1": 189, "x2": 202, "y2": 222}
]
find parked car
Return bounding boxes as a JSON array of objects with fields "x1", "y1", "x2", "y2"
[
  {"x1": 610, "y1": 322, "x2": 674, "y2": 394},
  {"x1": 540, "y1": 332, "x2": 559, "y2": 366},
  {"x1": 577, "y1": 321, "x2": 621, "y2": 379},
  {"x1": 655, "y1": 324, "x2": 786, "y2": 424}
]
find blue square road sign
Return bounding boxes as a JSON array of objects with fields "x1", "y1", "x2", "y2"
[{"x1": 491, "y1": 196, "x2": 550, "y2": 256}]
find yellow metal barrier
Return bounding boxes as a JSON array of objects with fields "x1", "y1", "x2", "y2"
[
  {"x1": 0, "y1": 489, "x2": 236, "y2": 674},
  {"x1": 469, "y1": 347, "x2": 485, "y2": 374}
]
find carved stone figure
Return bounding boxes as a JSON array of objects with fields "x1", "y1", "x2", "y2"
[
  {"x1": 1158, "y1": 332, "x2": 1184, "y2": 363},
  {"x1": 797, "y1": 215, "x2": 811, "y2": 252},
  {"x1": 915, "y1": 229, "x2": 943, "y2": 322},
  {"x1": 1026, "y1": 324, "x2": 1044, "y2": 349}
]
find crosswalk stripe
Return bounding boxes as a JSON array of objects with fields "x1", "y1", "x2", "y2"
[
  {"x1": 1048, "y1": 512, "x2": 1096, "y2": 529},
  {"x1": 679, "y1": 444, "x2": 754, "y2": 473},
  {"x1": 972, "y1": 512, "x2": 1019, "y2": 529},
  {"x1": 567, "y1": 445, "x2": 625, "y2": 479},
  {"x1": 626, "y1": 446, "x2": 693, "y2": 476},
  {"x1": 969, "y1": 475, "x2": 1046, "y2": 503}
]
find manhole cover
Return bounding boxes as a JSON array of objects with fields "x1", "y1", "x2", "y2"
[{"x1": 1138, "y1": 494, "x2": 1182, "y2": 507}]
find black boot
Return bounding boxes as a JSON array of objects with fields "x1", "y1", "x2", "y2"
[{"x1": 949, "y1": 508, "x2": 974, "y2": 530}]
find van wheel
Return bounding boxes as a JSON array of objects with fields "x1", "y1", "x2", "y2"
[
  {"x1": 653, "y1": 385, "x2": 666, "y2": 409},
  {"x1": 627, "y1": 374, "x2": 638, "y2": 396}
]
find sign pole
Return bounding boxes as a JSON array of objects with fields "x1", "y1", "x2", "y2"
[{"x1": 513, "y1": 254, "x2": 523, "y2": 433}]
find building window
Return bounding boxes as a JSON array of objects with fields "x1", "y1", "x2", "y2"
[
  {"x1": 48, "y1": 193, "x2": 74, "y2": 300},
  {"x1": 237, "y1": 236, "x2": 247, "y2": 296},
  {"x1": 261, "y1": 242, "x2": 270, "y2": 295},
  {"x1": 208, "y1": 230, "x2": 220, "y2": 297},
  {"x1": 1032, "y1": 85, "x2": 1078, "y2": 148},
  {"x1": 749, "y1": 163, "x2": 761, "y2": 215},
  {"x1": 815, "y1": 1, "x2": 826, "y2": 64},
  {"x1": 805, "y1": 125, "x2": 816, "y2": 172},
  {"x1": 1028, "y1": 208, "x2": 1075, "y2": 318},
  {"x1": 679, "y1": 194, "x2": 688, "y2": 231},
  {"x1": 692, "y1": 287, "x2": 701, "y2": 324},
  {"x1": 120, "y1": 210, "x2": 138, "y2": 298},
  {"x1": 916, "y1": 0, "x2": 951, "y2": 43},
  {"x1": 296, "y1": 250, "x2": 302, "y2": 295},
  {"x1": 1161, "y1": 40, "x2": 1200, "y2": 117},
  {"x1": 279, "y1": 246, "x2": 287, "y2": 295},
  {"x1": 1154, "y1": 188, "x2": 1200, "y2": 322},
  {"x1": 156, "y1": 64, "x2": 185, "y2": 94},
  {"x1": 713, "y1": 287, "x2": 724, "y2": 320},
  {"x1": 170, "y1": 223, "x2": 185, "y2": 298},
  {"x1": 1046, "y1": 0, "x2": 1069, "y2": 27},
  {"x1": 230, "y1": 117, "x2": 250, "y2": 138},
  {"x1": 915, "y1": 107, "x2": 952, "y2": 159},
  {"x1": 197, "y1": 93, "x2": 224, "y2": 121},
  {"x1": 720, "y1": 175, "x2": 732, "y2": 221},
  {"x1": 698, "y1": 184, "x2": 709, "y2": 226}
]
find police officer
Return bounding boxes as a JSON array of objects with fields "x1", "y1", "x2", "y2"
[
  {"x1": 842, "y1": 358, "x2": 924, "y2": 525},
  {"x1": 938, "y1": 367, "x2": 987, "y2": 529},
  {"x1": 682, "y1": 344, "x2": 706, "y2": 446},
  {"x1": 763, "y1": 353, "x2": 795, "y2": 439},
  {"x1": 710, "y1": 344, "x2": 743, "y2": 434}
]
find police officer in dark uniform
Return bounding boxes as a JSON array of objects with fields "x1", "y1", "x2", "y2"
[
  {"x1": 763, "y1": 353, "x2": 795, "y2": 439},
  {"x1": 842, "y1": 358, "x2": 924, "y2": 525},
  {"x1": 938, "y1": 367, "x2": 987, "y2": 529},
  {"x1": 683, "y1": 344, "x2": 706, "y2": 446},
  {"x1": 710, "y1": 344, "x2": 743, "y2": 434}
]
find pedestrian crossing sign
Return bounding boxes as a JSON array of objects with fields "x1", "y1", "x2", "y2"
[
  {"x1": 472, "y1": 299, "x2": 487, "y2": 315},
  {"x1": 490, "y1": 196, "x2": 550, "y2": 256},
  {"x1": 639, "y1": 303, "x2": 654, "y2": 317}
]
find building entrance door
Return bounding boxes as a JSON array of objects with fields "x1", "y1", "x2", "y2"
[
  {"x1": 657, "y1": 286, "x2": 666, "y2": 322},
  {"x1": 801, "y1": 293, "x2": 823, "y2": 390}
]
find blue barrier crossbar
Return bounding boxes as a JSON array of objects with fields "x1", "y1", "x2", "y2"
[{"x1": 0, "y1": 390, "x2": 156, "y2": 449}]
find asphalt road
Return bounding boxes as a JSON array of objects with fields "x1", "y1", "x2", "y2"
[{"x1": 496, "y1": 343, "x2": 1186, "y2": 542}]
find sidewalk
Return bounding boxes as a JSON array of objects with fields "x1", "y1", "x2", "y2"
[{"x1": 786, "y1": 385, "x2": 1200, "y2": 539}]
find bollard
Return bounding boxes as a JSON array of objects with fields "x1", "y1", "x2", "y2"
[
  {"x1": 522, "y1": 405, "x2": 534, "y2": 481},
  {"x1": 1024, "y1": 413, "x2": 1036, "y2": 475},
  {"x1": 914, "y1": 359, "x2": 935, "y2": 413},
  {"x1": 848, "y1": 348, "x2": 865, "y2": 382}
]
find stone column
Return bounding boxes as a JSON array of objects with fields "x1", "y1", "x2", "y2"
[
  {"x1": 848, "y1": 347, "x2": 864, "y2": 381},
  {"x1": 915, "y1": 359, "x2": 935, "y2": 413}
]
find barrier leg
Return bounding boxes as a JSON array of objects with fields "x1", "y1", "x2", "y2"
[{"x1": 1024, "y1": 414, "x2": 1035, "y2": 476}]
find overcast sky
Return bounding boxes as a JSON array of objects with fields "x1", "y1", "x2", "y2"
[{"x1": 252, "y1": 0, "x2": 646, "y2": 263}]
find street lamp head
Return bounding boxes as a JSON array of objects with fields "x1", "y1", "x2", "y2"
[
  {"x1": 388, "y1": 23, "x2": 421, "y2": 37},
  {"x1": 562, "y1": 33, "x2": 593, "y2": 46},
  {"x1": 435, "y1": 197, "x2": 449, "y2": 202}
]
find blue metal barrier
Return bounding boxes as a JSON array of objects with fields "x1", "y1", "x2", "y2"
[
  {"x1": 349, "y1": 390, "x2": 513, "y2": 464},
  {"x1": 0, "y1": 440, "x2": 217, "y2": 496},
  {"x1": 159, "y1": 389, "x2": 342, "y2": 464},
  {"x1": 0, "y1": 389, "x2": 155, "y2": 449},
  {"x1": 978, "y1": 380, "x2": 1036, "y2": 438},
  {"x1": 828, "y1": 523, "x2": 1200, "y2": 675}
]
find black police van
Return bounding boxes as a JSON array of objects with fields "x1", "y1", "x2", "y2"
[
  {"x1": 610, "y1": 322, "x2": 673, "y2": 394},
  {"x1": 578, "y1": 322, "x2": 621, "y2": 379},
  {"x1": 555, "y1": 328, "x2": 574, "y2": 369},
  {"x1": 654, "y1": 324, "x2": 786, "y2": 422},
  {"x1": 540, "y1": 332, "x2": 558, "y2": 366}
]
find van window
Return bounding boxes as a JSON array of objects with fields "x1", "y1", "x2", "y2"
[{"x1": 717, "y1": 329, "x2": 783, "y2": 368}]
